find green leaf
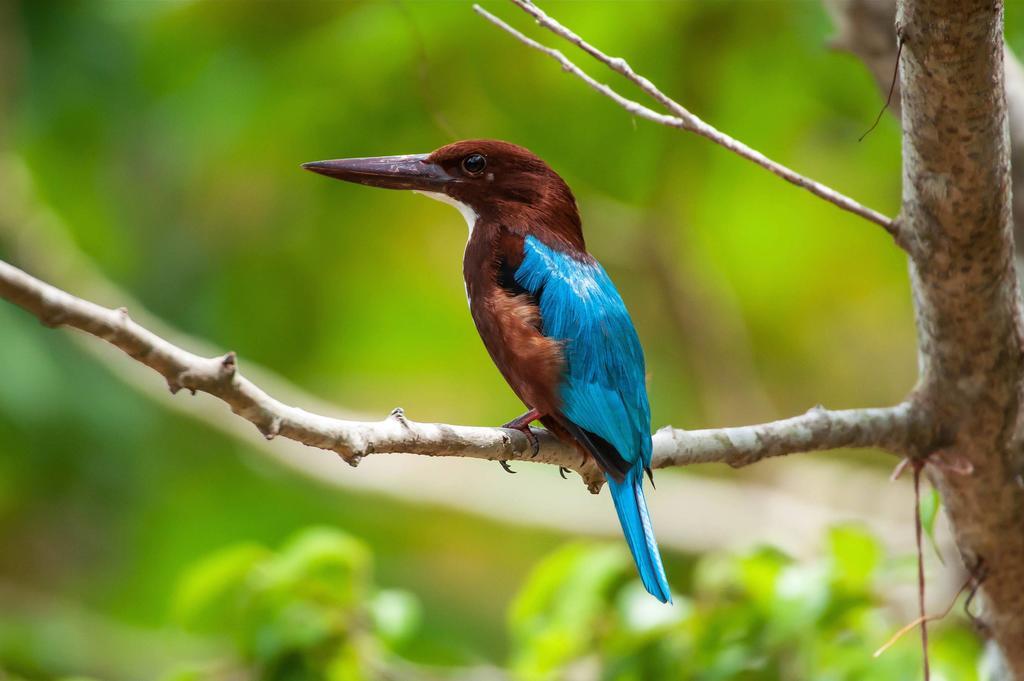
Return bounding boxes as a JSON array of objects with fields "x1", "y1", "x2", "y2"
[
  {"x1": 828, "y1": 524, "x2": 882, "y2": 591},
  {"x1": 370, "y1": 589, "x2": 422, "y2": 646},
  {"x1": 173, "y1": 542, "x2": 270, "y2": 630},
  {"x1": 617, "y1": 582, "x2": 688, "y2": 633},
  {"x1": 508, "y1": 543, "x2": 630, "y2": 678},
  {"x1": 919, "y1": 487, "x2": 945, "y2": 565},
  {"x1": 238, "y1": 527, "x2": 372, "y2": 665},
  {"x1": 737, "y1": 547, "x2": 791, "y2": 606},
  {"x1": 256, "y1": 526, "x2": 372, "y2": 605}
]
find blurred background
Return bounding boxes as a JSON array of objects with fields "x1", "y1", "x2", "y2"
[{"x1": 2, "y1": 1, "x2": 1022, "y2": 679}]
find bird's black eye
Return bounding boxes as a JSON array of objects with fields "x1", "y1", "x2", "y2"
[{"x1": 461, "y1": 153, "x2": 486, "y2": 175}]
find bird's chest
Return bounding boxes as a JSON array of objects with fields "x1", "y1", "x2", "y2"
[
  {"x1": 462, "y1": 234, "x2": 517, "y2": 347},
  {"x1": 462, "y1": 233, "x2": 492, "y2": 309},
  {"x1": 462, "y1": 231, "x2": 564, "y2": 413},
  {"x1": 460, "y1": 227, "x2": 507, "y2": 307}
]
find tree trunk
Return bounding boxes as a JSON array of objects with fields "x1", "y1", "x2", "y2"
[{"x1": 898, "y1": 0, "x2": 1024, "y2": 674}]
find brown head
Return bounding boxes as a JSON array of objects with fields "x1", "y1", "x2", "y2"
[{"x1": 303, "y1": 139, "x2": 585, "y2": 251}]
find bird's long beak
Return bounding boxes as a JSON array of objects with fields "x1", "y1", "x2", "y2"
[{"x1": 301, "y1": 154, "x2": 453, "y2": 191}]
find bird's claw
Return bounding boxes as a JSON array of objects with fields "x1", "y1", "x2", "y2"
[
  {"x1": 498, "y1": 460, "x2": 516, "y2": 474},
  {"x1": 559, "y1": 466, "x2": 571, "y2": 479},
  {"x1": 524, "y1": 428, "x2": 540, "y2": 457},
  {"x1": 502, "y1": 419, "x2": 541, "y2": 457}
]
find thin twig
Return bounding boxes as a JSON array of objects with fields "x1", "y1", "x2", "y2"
[
  {"x1": 873, "y1": 570, "x2": 975, "y2": 659},
  {"x1": 859, "y1": 25, "x2": 905, "y2": 142},
  {"x1": 472, "y1": 2, "x2": 899, "y2": 239},
  {"x1": 913, "y1": 462, "x2": 931, "y2": 681}
]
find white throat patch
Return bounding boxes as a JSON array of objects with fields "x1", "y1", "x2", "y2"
[{"x1": 414, "y1": 191, "x2": 478, "y2": 235}]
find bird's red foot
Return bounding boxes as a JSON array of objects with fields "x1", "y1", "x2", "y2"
[{"x1": 503, "y1": 408, "x2": 542, "y2": 457}]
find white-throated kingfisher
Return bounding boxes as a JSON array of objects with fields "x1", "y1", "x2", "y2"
[{"x1": 303, "y1": 140, "x2": 671, "y2": 603}]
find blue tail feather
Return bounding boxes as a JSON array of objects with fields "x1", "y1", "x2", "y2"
[{"x1": 606, "y1": 468, "x2": 672, "y2": 604}]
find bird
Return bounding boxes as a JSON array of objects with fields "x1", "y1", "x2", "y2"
[{"x1": 303, "y1": 140, "x2": 671, "y2": 603}]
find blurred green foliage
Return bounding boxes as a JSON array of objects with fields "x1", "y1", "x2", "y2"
[
  {"x1": 171, "y1": 527, "x2": 406, "y2": 680},
  {"x1": 115, "y1": 525, "x2": 981, "y2": 680},
  {"x1": 506, "y1": 527, "x2": 979, "y2": 681},
  {"x1": 2, "y1": 0, "x2": 1014, "y2": 679}
]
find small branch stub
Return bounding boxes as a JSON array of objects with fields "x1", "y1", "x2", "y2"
[
  {"x1": 220, "y1": 351, "x2": 238, "y2": 377},
  {"x1": 261, "y1": 416, "x2": 282, "y2": 441},
  {"x1": 389, "y1": 407, "x2": 411, "y2": 429}
]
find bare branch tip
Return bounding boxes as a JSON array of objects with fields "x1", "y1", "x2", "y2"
[
  {"x1": 260, "y1": 416, "x2": 282, "y2": 440},
  {"x1": 388, "y1": 407, "x2": 411, "y2": 429},
  {"x1": 220, "y1": 351, "x2": 238, "y2": 376},
  {"x1": 891, "y1": 457, "x2": 911, "y2": 481},
  {"x1": 343, "y1": 439, "x2": 371, "y2": 466},
  {"x1": 172, "y1": 370, "x2": 198, "y2": 396},
  {"x1": 40, "y1": 310, "x2": 67, "y2": 328}
]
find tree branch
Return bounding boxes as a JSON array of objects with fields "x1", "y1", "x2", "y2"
[
  {"x1": 0, "y1": 257, "x2": 914, "y2": 493},
  {"x1": 826, "y1": 3, "x2": 1024, "y2": 674},
  {"x1": 653, "y1": 403, "x2": 914, "y2": 468},
  {"x1": 825, "y1": 0, "x2": 1024, "y2": 262},
  {"x1": 473, "y1": 1, "x2": 901, "y2": 240},
  {"x1": 0, "y1": 156, "x2": 936, "y2": 562},
  {"x1": 894, "y1": 0, "x2": 1024, "y2": 673}
]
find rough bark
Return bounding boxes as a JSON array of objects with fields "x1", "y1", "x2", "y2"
[
  {"x1": 897, "y1": 0, "x2": 1024, "y2": 673},
  {"x1": 825, "y1": 0, "x2": 1024, "y2": 671}
]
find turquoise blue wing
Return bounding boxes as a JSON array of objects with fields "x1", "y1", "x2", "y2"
[
  {"x1": 514, "y1": 235, "x2": 652, "y2": 471},
  {"x1": 514, "y1": 235, "x2": 669, "y2": 603}
]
